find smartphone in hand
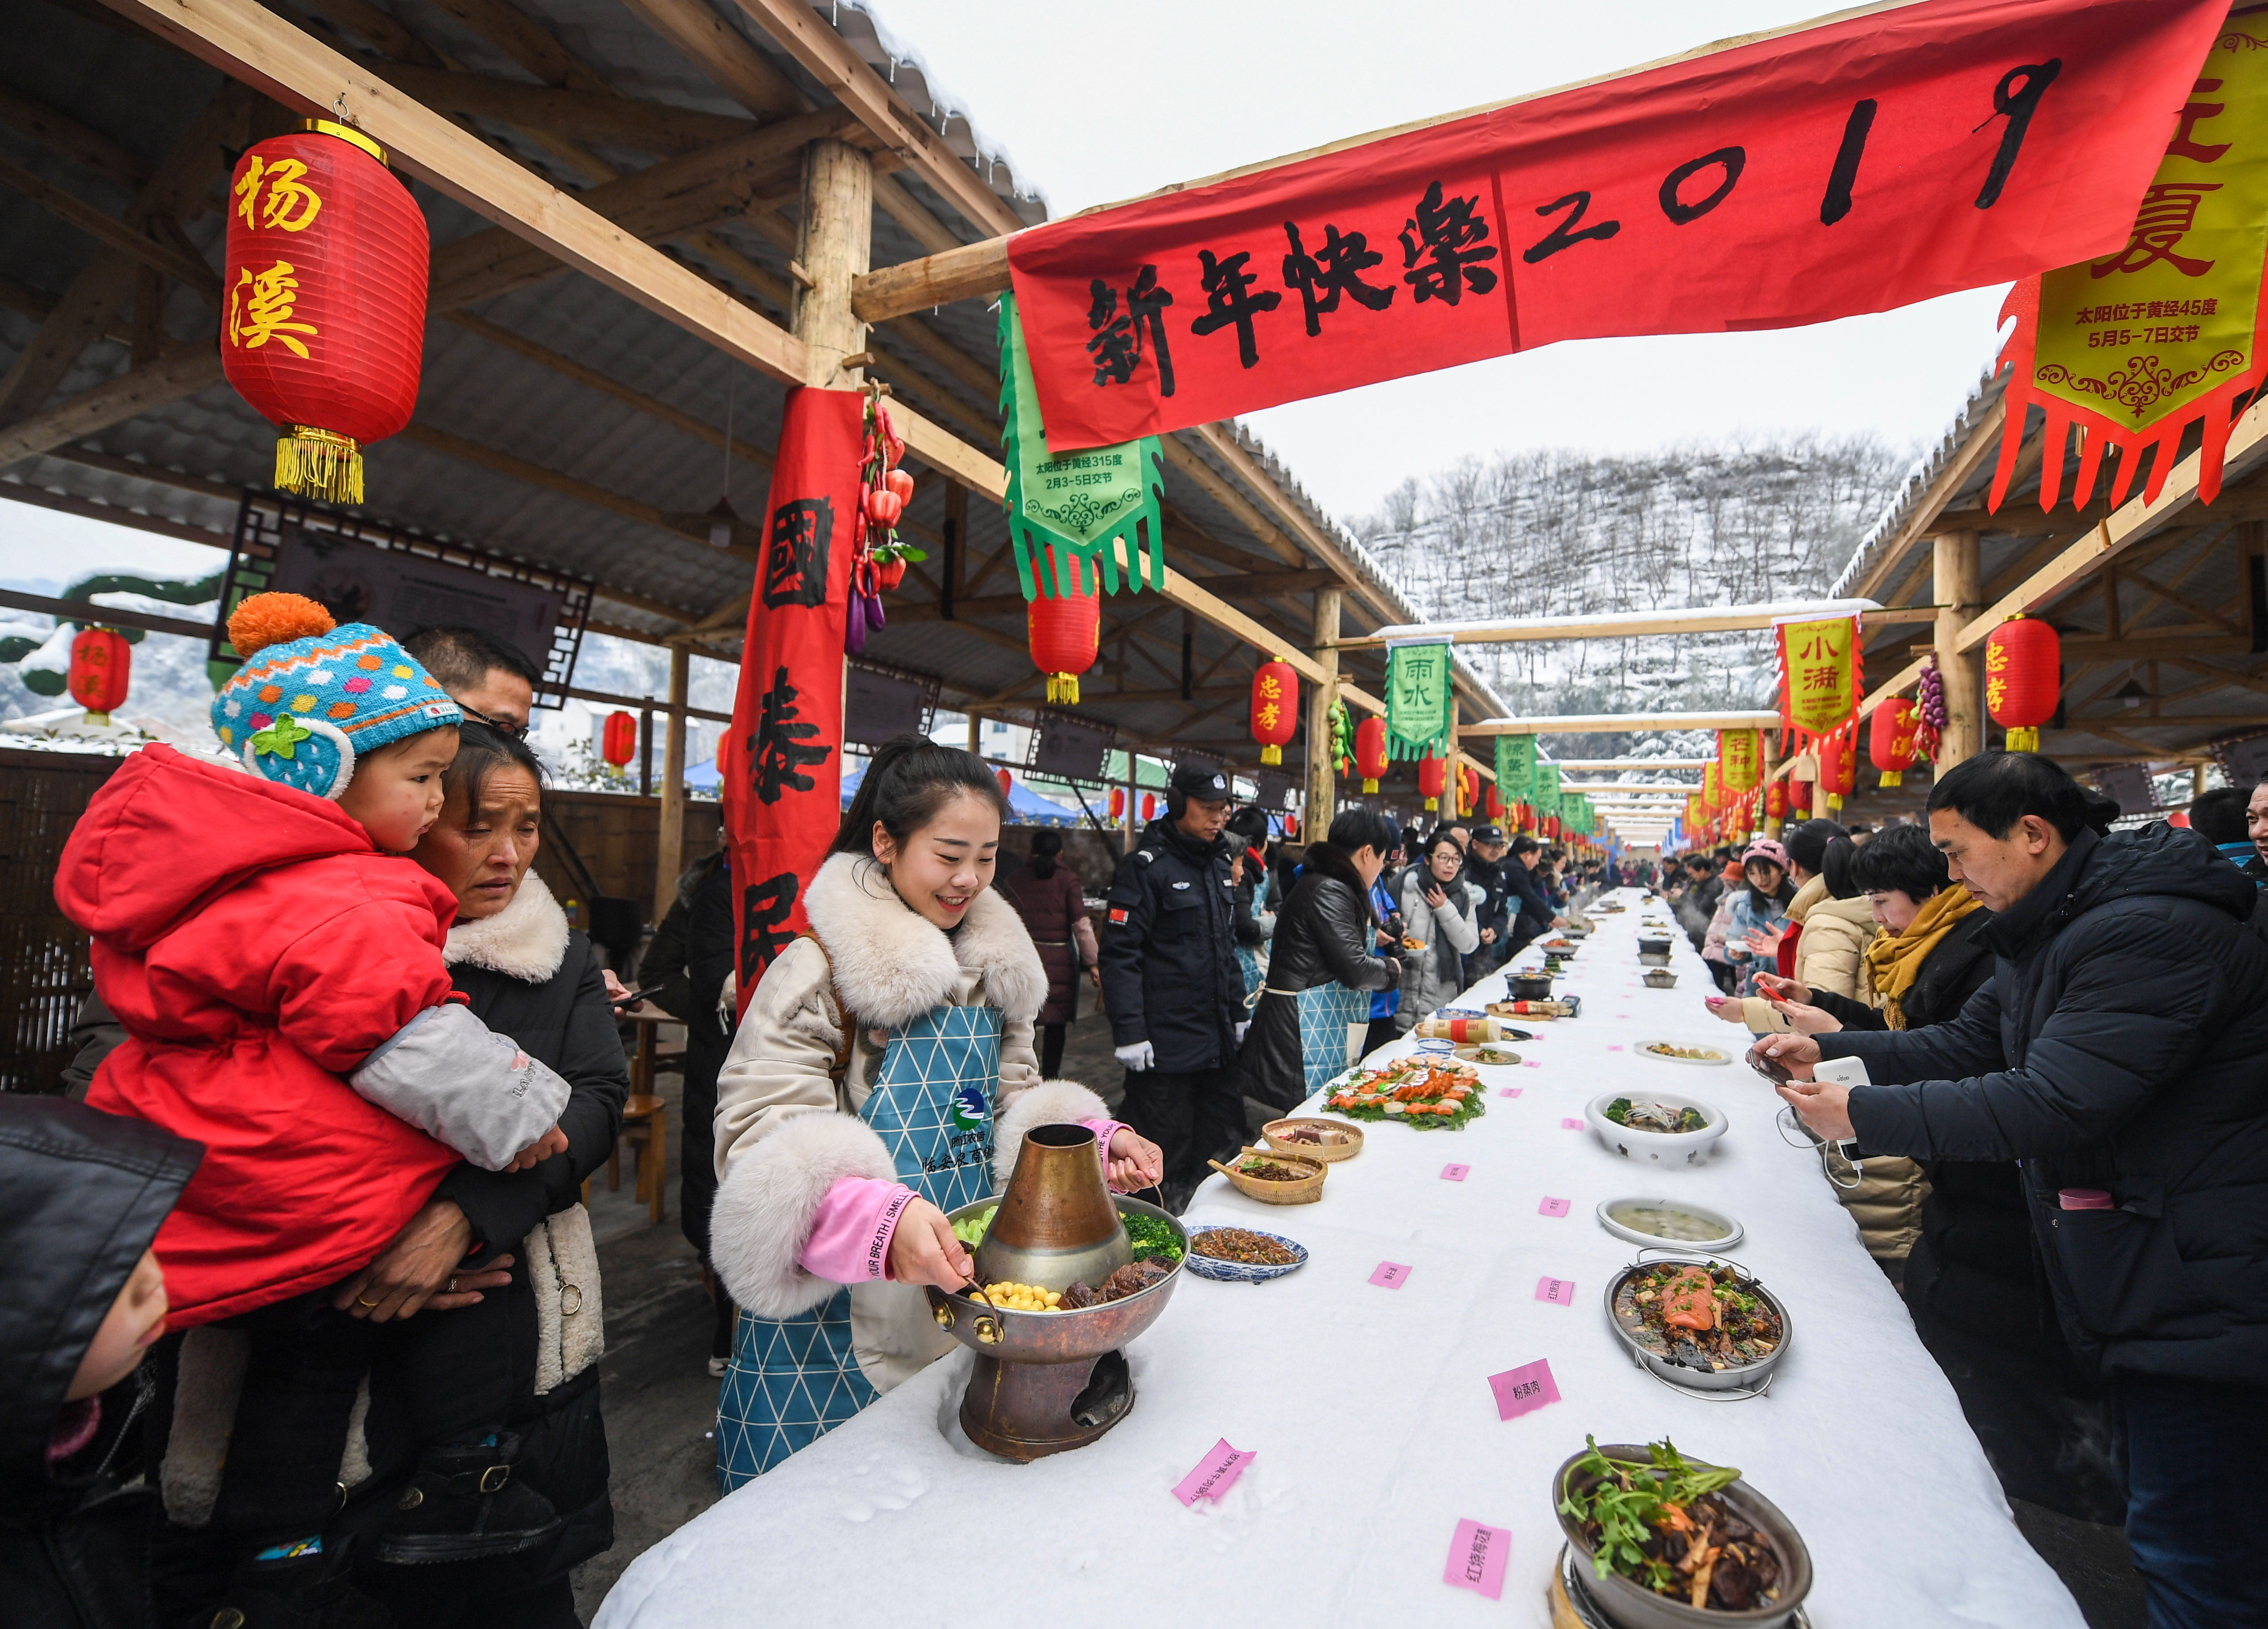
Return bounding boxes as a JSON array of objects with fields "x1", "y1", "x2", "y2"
[{"x1": 1750, "y1": 1049, "x2": 1794, "y2": 1086}]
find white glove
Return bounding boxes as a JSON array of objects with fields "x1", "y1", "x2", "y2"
[
  {"x1": 1115, "y1": 1040, "x2": 1155, "y2": 1072},
  {"x1": 1234, "y1": 1021, "x2": 1251, "y2": 1044}
]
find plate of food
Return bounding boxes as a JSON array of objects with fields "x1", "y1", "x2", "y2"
[
  {"x1": 1637, "y1": 1039, "x2": 1731, "y2": 1065},
  {"x1": 1555, "y1": 1437, "x2": 1812, "y2": 1620},
  {"x1": 1604, "y1": 1255, "x2": 1791, "y2": 1397},
  {"x1": 1181, "y1": 1225, "x2": 1308, "y2": 1283},
  {"x1": 1323, "y1": 1056, "x2": 1486, "y2": 1129},
  {"x1": 1401, "y1": 934, "x2": 1428, "y2": 951},
  {"x1": 1453, "y1": 1042, "x2": 1524, "y2": 1066},
  {"x1": 1586, "y1": 1092, "x2": 1728, "y2": 1164},
  {"x1": 1596, "y1": 1197, "x2": 1743, "y2": 1250},
  {"x1": 1261, "y1": 1117, "x2": 1364, "y2": 1161}
]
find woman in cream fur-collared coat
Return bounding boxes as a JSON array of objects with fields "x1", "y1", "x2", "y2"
[{"x1": 709, "y1": 737, "x2": 1161, "y2": 1488}]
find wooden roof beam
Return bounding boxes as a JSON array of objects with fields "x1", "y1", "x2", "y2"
[
  {"x1": 364, "y1": 64, "x2": 761, "y2": 155},
  {"x1": 1847, "y1": 395, "x2": 2008, "y2": 601},
  {"x1": 721, "y1": 0, "x2": 1028, "y2": 241}
]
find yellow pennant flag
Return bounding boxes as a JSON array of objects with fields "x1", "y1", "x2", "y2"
[
  {"x1": 1777, "y1": 615, "x2": 1860, "y2": 744},
  {"x1": 1718, "y1": 728, "x2": 1761, "y2": 794}
]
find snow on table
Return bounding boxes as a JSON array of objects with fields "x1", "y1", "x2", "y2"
[{"x1": 595, "y1": 889, "x2": 2080, "y2": 1629}]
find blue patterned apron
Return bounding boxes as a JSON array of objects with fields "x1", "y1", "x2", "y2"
[
  {"x1": 715, "y1": 1002, "x2": 1002, "y2": 1488},
  {"x1": 1234, "y1": 943, "x2": 1268, "y2": 1010},
  {"x1": 1294, "y1": 982, "x2": 1369, "y2": 1098}
]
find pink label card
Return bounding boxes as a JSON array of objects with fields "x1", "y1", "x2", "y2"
[
  {"x1": 1443, "y1": 1518, "x2": 1511, "y2": 1600},
  {"x1": 1498, "y1": 1086, "x2": 1522, "y2": 1098},
  {"x1": 1616, "y1": 1013, "x2": 1632, "y2": 1019},
  {"x1": 1561, "y1": 1117, "x2": 1585, "y2": 1129},
  {"x1": 1369, "y1": 1261, "x2": 1411, "y2": 1289},
  {"x1": 1538, "y1": 1196, "x2": 1570, "y2": 1217},
  {"x1": 1171, "y1": 1438, "x2": 1255, "y2": 1507},
  {"x1": 1488, "y1": 1358, "x2": 1562, "y2": 1421},
  {"x1": 1524, "y1": 1060, "x2": 1543, "y2": 1069},
  {"x1": 1440, "y1": 1163, "x2": 1470, "y2": 1182},
  {"x1": 1535, "y1": 1276, "x2": 1577, "y2": 1306},
  {"x1": 1607, "y1": 1044, "x2": 1625, "y2": 1052}
]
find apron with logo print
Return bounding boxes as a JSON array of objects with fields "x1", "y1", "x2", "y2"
[{"x1": 715, "y1": 1001, "x2": 1001, "y2": 1488}]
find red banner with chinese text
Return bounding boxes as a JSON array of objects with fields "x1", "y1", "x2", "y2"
[
  {"x1": 1778, "y1": 615, "x2": 1863, "y2": 749},
  {"x1": 723, "y1": 387, "x2": 861, "y2": 1015},
  {"x1": 1989, "y1": 8, "x2": 2268, "y2": 514},
  {"x1": 1007, "y1": 0, "x2": 2222, "y2": 451}
]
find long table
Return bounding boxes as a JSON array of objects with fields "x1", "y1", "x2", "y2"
[{"x1": 596, "y1": 888, "x2": 2081, "y2": 1627}]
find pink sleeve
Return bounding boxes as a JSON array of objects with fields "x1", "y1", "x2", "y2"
[
  {"x1": 1081, "y1": 1118, "x2": 1135, "y2": 1190},
  {"x1": 796, "y1": 1176, "x2": 917, "y2": 1283}
]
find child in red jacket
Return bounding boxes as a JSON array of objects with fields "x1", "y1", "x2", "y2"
[{"x1": 61, "y1": 595, "x2": 574, "y2": 1601}]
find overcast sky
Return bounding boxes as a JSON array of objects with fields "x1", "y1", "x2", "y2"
[{"x1": 0, "y1": 0, "x2": 2006, "y2": 588}]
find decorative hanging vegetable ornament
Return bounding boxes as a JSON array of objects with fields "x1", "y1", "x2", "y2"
[
  {"x1": 1914, "y1": 656, "x2": 1947, "y2": 763},
  {"x1": 1250, "y1": 659, "x2": 1297, "y2": 765},
  {"x1": 67, "y1": 627, "x2": 130, "y2": 724},
  {"x1": 601, "y1": 710, "x2": 638, "y2": 768},
  {"x1": 1025, "y1": 546, "x2": 1099, "y2": 703},
  {"x1": 222, "y1": 120, "x2": 428, "y2": 505},
  {"x1": 1985, "y1": 614, "x2": 2060, "y2": 753},
  {"x1": 1868, "y1": 698, "x2": 1919, "y2": 786}
]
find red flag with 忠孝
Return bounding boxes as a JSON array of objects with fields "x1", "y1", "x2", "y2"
[
  {"x1": 722, "y1": 387, "x2": 861, "y2": 1015},
  {"x1": 1007, "y1": 0, "x2": 2224, "y2": 450}
]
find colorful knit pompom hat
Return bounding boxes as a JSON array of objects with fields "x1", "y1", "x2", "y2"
[{"x1": 211, "y1": 593, "x2": 461, "y2": 799}]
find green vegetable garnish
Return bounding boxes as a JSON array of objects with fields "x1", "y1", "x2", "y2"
[
  {"x1": 950, "y1": 1205, "x2": 997, "y2": 1247},
  {"x1": 1605, "y1": 1097, "x2": 1633, "y2": 1126},
  {"x1": 1556, "y1": 1436, "x2": 1743, "y2": 1591},
  {"x1": 1121, "y1": 1212, "x2": 1183, "y2": 1264}
]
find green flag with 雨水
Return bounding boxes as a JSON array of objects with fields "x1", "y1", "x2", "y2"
[
  {"x1": 1494, "y1": 733, "x2": 1534, "y2": 805},
  {"x1": 999, "y1": 288, "x2": 1165, "y2": 598},
  {"x1": 1385, "y1": 641, "x2": 1453, "y2": 761}
]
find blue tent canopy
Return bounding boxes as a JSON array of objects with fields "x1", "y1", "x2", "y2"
[{"x1": 838, "y1": 763, "x2": 1086, "y2": 827}]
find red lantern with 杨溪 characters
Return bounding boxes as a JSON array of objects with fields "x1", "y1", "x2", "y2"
[
  {"x1": 601, "y1": 710, "x2": 638, "y2": 767},
  {"x1": 1417, "y1": 751, "x2": 1447, "y2": 812},
  {"x1": 67, "y1": 626, "x2": 130, "y2": 723},
  {"x1": 1869, "y1": 698, "x2": 1919, "y2": 787},
  {"x1": 1985, "y1": 614, "x2": 2060, "y2": 753},
  {"x1": 222, "y1": 121, "x2": 428, "y2": 504},
  {"x1": 1026, "y1": 548, "x2": 1099, "y2": 704},
  {"x1": 1250, "y1": 659, "x2": 1297, "y2": 765},
  {"x1": 1352, "y1": 714, "x2": 1388, "y2": 794}
]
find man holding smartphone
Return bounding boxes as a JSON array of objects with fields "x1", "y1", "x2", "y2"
[{"x1": 1756, "y1": 753, "x2": 2268, "y2": 1629}]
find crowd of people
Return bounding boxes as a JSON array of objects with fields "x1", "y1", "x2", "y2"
[{"x1": 9, "y1": 588, "x2": 2264, "y2": 1629}]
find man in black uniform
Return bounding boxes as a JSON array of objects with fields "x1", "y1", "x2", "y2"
[
  {"x1": 1101, "y1": 763, "x2": 1246, "y2": 1207},
  {"x1": 1464, "y1": 824, "x2": 1514, "y2": 982}
]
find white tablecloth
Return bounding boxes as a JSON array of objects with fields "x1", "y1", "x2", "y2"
[{"x1": 596, "y1": 888, "x2": 2081, "y2": 1628}]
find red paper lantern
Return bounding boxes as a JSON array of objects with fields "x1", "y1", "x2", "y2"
[
  {"x1": 1352, "y1": 714, "x2": 1388, "y2": 793},
  {"x1": 1284, "y1": 813, "x2": 1300, "y2": 838},
  {"x1": 1484, "y1": 783, "x2": 1503, "y2": 820},
  {"x1": 1026, "y1": 549, "x2": 1099, "y2": 704},
  {"x1": 1417, "y1": 751, "x2": 1447, "y2": 812},
  {"x1": 1250, "y1": 659, "x2": 1298, "y2": 766},
  {"x1": 1789, "y1": 777, "x2": 1813, "y2": 815},
  {"x1": 600, "y1": 710, "x2": 638, "y2": 767},
  {"x1": 1765, "y1": 782, "x2": 1787, "y2": 821},
  {"x1": 223, "y1": 122, "x2": 428, "y2": 504},
  {"x1": 1141, "y1": 792, "x2": 1156, "y2": 821},
  {"x1": 1817, "y1": 724, "x2": 1856, "y2": 810},
  {"x1": 996, "y1": 767, "x2": 1014, "y2": 799},
  {"x1": 1109, "y1": 787, "x2": 1125, "y2": 820},
  {"x1": 1868, "y1": 698, "x2": 1919, "y2": 787},
  {"x1": 1544, "y1": 815, "x2": 1561, "y2": 839},
  {"x1": 1985, "y1": 614, "x2": 2060, "y2": 753},
  {"x1": 67, "y1": 627, "x2": 130, "y2": 722}
]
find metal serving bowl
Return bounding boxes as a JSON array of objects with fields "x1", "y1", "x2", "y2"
[
  {"x1": 926, "y1": 1194, "x2": 1186, "y2": 1363},
  {"x1": 1603, "y1": 1250, "x2": 1791, "y2": 1398},
  {"x1": 1554, "y1": 1442, "x2": 1814, "y2": 1627}
]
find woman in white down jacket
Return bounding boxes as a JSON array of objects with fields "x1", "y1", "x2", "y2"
[
  {"x1": 1395, "y1": 828, "x2": 1480, "y2": 1030},
  {"x1": 707, "y1": 736, "x2": 1161, "y2": 1488}
]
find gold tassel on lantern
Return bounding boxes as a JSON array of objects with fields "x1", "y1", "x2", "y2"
[
  {"x1": 1879, "y1": 770, "x2": 1903, "y2": 788},
  {"x1": 1260, "y1": 745, "x2": 1282, "y2": 765},
  {"x1": 2004, "y1": 726, "x2": 2039, "y2": 753},
  {"x1": 275, "y1": 426, "x2": 364, "y2": 504},
  {"x1": 1045, "y1": 672, "x2": 1081, "y2": 704}
]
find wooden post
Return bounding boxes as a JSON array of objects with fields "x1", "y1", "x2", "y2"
[
  {"x1": 792, "y1": 136, "x2": 872, "y2": 385},
  {"x1": 654, "y1": 644, "x2": 689, "y2": 920},
  {"x1": 1124, "y1": 750, "x2": 1139, "y2": 852},
  {"x1": 966, "y1": 710, "x2": 982, "y2": 755},
  {"x1": 941, "y1": 481, "x2": 964, "y2": 620},
  {"x1": 639, "y1": 697, "x2": 654, "y2": 797},
  {"x1": 1933, "y1": 531, "x2": 1984, "y2": 769},
  {"x1": 1305, "y1": 587, "x2": 1341, "y2": 839},
  {"x1": 1760, "y1": 729, "x2": 1778, "y2": 835}
]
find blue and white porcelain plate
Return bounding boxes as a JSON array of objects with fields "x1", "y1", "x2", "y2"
[{"x1": 1181, "y1": 1226, "x2": 1309, "y2": 1283}]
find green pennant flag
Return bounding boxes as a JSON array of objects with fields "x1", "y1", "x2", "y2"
[
  {"x1": 1536, "y1": 761, "x2": 1561, "y2": 820},
  {"x1": 999, "y1": 289, "x2": 1165, "y2": 599},
  {"x1": 1494, "y1": 734, "x2": 1534, "y2": 805},
  {"x1": 1385, "y1": 641, "x2": 1453, "y2": 761}
]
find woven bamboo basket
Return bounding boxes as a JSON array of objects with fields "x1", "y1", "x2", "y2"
[
  {"x1": 1260, "y1": 1118, "x2": 1365, "y2": 1163},
  {"x1": 1208, "y1": 1146, "x2": 1326, "y2": 1205}
]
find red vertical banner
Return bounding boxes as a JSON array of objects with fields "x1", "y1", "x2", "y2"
[{"x1": 723, "y1": 386, "x2": 862, "y2": 1013}]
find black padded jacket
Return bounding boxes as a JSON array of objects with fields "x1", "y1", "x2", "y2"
[
  {"x1": 1821, "y1": 824, "x2": 2268, "y2": 1382},
  {"x1": 1234, "y1": 844, "x2": 1397, "y2": 1112},
  {"x1": 1100, "y1": 819, "x2": 1244, "y2": 1071}
]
